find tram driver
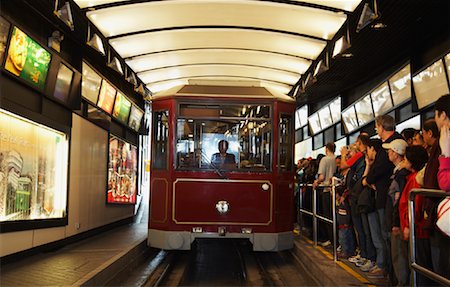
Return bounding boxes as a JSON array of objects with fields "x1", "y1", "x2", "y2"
[{"x1": 211, "y1": 140, "x2": 236, "y2": 169}]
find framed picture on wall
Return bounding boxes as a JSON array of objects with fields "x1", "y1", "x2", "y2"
[
  {"x1": 0, "y1": 16, "x2": 11, "y2": 64},
  {"x1": 107, "y1": 135, "x2": 137, "y2": 204},
  {"x1": 53, "y1": 63, "x2": 74, "y2": 103},
  {"x1": 4, "y1": 26, "x2": 52, "y2": 90}
]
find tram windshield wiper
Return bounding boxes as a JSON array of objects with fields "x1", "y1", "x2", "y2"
[{"x1": 200, "y1": 150, "x2": 227, "y2": 179}]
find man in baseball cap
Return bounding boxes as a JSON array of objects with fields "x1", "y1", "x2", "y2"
[
  {"x1": 382, "y1": 138, "x2": 410, "y2": 284},
  {"x1": 382, "y1": 139, "x2": 408, "y2": 156}
]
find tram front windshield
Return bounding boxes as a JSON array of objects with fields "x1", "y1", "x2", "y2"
[{"x1": 176, "y1": 104, "x2": 271, "y2": 171}]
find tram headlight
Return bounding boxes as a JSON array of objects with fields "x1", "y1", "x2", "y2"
[{"x1": 216, "y1": 200, "x2": 229, "y2": 214}]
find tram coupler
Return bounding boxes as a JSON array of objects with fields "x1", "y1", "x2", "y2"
[{"x1": 218, "y1": 226, "x2": 227, "y2": 236}]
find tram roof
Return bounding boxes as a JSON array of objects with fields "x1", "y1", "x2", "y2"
[{"x1": 73, "y1": 0, "x2": 363, "y2": 97}]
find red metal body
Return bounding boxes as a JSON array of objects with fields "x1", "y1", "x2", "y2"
[{"x1": 148, "y1": 91, "x2": 295, "y2": 251}]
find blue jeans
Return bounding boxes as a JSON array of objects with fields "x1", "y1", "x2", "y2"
[
  {"x1": 368, "y1": 209, "x2": 388, "y2": 269},
  {"x1": 339, "y1": 226, "x2": 355, "y2": 256}
]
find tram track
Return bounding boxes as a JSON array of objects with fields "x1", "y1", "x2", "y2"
[{"x1": 108, "y1": 239, "x2": 320, "y2": 286}]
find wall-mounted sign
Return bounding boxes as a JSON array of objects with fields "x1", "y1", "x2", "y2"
[
  {"x1": 107, "y1": 135, "x2": 137, "y2": 204},
  {"x1": 112, "y1": 92, "x2": 132, "y2": 124},
  {"x1": 53, "y1": 63, "x2": 73, "y2": 103},
  {"x1": 128, "y1": 104, "x2": 144, "y2": 132},
  {"x1": 97, "y1": 80, "x2": 116, "y2": 114},
  {"x1": 5, "y1": 27, "x2": 51, "y2": 90}
]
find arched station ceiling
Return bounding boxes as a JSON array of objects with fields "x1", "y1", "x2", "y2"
[{"x1": 73, "y1": 0, "x2": 363, "y2": 95}]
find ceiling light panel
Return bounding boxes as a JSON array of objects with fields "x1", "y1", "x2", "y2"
[
  {"x1": 126, "y1": 49, "x2": 311, "y2": 74},
  {"x1": 138, "y1": 64, "x2": 299, "y2": 85},
  {"x1": 288, "y1": 0, "x2": 362, "y2": 12},
  {"x1": 149, "y1": 78, "x2": 291, "y2": 95},
  {"x1": 110, "y1": 28, "x2": 326, "y2": 59},
  {"x1": 74, "y1": 0, "x2": 124, "y2": 8},
  {"x1": 86, "y1": 1, "x2": 347, "y2": 40}
]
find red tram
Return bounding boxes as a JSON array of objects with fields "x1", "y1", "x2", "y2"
[{"x1": 148, "y1": 85, "x2": 295, "y2": 251}]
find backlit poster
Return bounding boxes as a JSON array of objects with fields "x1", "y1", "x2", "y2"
[
  {"x1": 107, "y1": 136, "x2": 137, "y2": 204},
  {"x1": 413, "y1": 59, "x2": 449, "y2": 109},
  {"x1": 0, "y1": 16, "x2": 10, "y2": 64},
  {"x1": 371, "y1": 82, "x2": 393, "y2": 116},
  {"x1": 355, "y1": 94, "x2": 374, "y2": 126},
  {"x1": 389, "y1": 65, "x2": 412, "y2": 106},
  {"x1": 97, "y1": 80, "x2": 116, "y2": 114},
  {"x1": 5, "y1": 27, "x2": 51, "y2": 90},
  {"x1": 342, "y1": 106, "x2": 358, "y2": 133},
  {"x1": 81, "y1": 62, "x2": 102, "y2": 104},
  {"x1": 128, "y1": 105, "x2": 144, "y2": 132},
  {"x1": 112, "y1": 92, "x2": 132, "y2": 124},
  {"x1": 0, "y1": 109, "x2": 68, "y2": 222},
  {"x1": 53, "y1": 63, "x2": 73, "y2": 102}
]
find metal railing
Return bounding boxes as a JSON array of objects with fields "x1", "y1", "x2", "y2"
[
  {"x1": 409, "y1": 188, "x2": 450, "y2": 287},
  {"x1": 298, "y1": 177, "x2": 341, "y2": 262}
]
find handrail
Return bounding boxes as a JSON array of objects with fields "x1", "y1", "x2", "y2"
[
  {"x1": 297, "y1": 178, "x2": 341, "y2": 262},
  {"x1": 408, "y1": 188, "x2": 450, "y2": 287}
]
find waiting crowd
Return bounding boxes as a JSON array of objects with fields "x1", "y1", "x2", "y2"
[{"x1": 295, "y1": 94, "x2": 450, "y2": 286}]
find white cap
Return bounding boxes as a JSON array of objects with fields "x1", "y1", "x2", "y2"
[{"x1": 382, "y1": 139, "x2": 408, "y2": 155}]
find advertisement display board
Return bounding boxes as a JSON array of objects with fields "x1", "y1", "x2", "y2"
[
  {"x1": 128, "y1": 104, "x2": 144, "y2": 132},
  {"x1": 389, "y1": 65, "x2": 412, "y2": 106},
  {"x1": 5, "y1": 27, "x2": 51, "y2": 90},
  {"x1": 112, "y1": 92, "x2": 132, "y2": 124},
  {"x1": 81, "y1": 62, "x2": 102, "y2": 104},
  {"x1": 0, "y1": 16, "x2": 10, "y2": 64},
  {"x1": 355, "y1": 94, "x2": 374, "y2": 126},
  {"x1": 413, "y1": 59, "x2": 449, "y2": 109},
  {"x1": 0, "y1": 109, "x2": 68, "y2": 222},
  {"x1": 371, "y1": 82, "x2": 393, "y2": 117},
  {"x1": 342, "y1": 106, "x2": 358, "y2": 133},
  {"x1": 53, "y1": 63, "x2": 73, "y2": 103},
  {"x1": 308, "y1": 112, "x2": 321, "y2": 135},
  {"x1": 107, "y1": 135, "x2": 137, "y2": 204},
  {"x1": 97, "y1": 80, "x2": 116, "y2": 114}
]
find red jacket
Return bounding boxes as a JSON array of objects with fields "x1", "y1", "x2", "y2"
[
  {"x1": 438, "y1": 157, "x2": 450, "y2": 191},
  {"x1": 399, "y1": 172, "x2": 429, "y2": 239}
]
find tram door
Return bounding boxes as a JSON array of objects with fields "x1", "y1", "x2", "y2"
[
  {"x1": 150, "y1": 109, "x2": 170, "y2": 228},
  {"x1": 276, "y1": 102, "x2": 295, "y2": 231}
]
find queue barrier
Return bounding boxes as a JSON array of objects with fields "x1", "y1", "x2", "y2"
[
  {"x1": 409, "y1": 188, "x2": 450, "y2": 287},
  {"x1": 298, "y1": 177, "x2": 342, "y2": 262}
]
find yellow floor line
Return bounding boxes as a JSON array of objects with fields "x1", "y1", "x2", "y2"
[{"x1": 302, "y1": 237, "x2": 375, "y2": 286}]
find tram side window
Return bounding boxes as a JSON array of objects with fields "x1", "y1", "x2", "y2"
[
  {"x1": 152, "y1": 110, "x2": 169, "y2": 170},
  {"x1": 176, "y1": 104, "x2": 272, "y2": 171},
  {"x1": 279, "y1": 114, "x2": 292, "y2": 171}
]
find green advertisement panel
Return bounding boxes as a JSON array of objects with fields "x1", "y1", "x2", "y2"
[
  {"x1": 112, "y1": 92, "x2": 132, "y2": 124},
  {"x1": 5, "y1": 27, "x2": 51, "y2": 90}
]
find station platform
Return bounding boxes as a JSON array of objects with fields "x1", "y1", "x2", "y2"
[{"x1": 1, "y1": 221, "x2": 388, "y2": 286}]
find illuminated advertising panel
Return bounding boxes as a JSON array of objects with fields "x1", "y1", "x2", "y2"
[
  {"x1": 371, "y1": 82, "x2": 393, "y2": 117},
  {"x1": 295, "y1": 105, "x2": 308, "y2": 129},
  {"x1": 413, "y1": 59, "x2": 449, "y2": 109},
  {"x1": 446, "y1": 53, "x2": 450, "y2": 84},
  {"x1": 355, "y1": 94, "x2": 374, "y2": 126},
  {"x1": 318, "y1": 106, "x2": 332, "y2": 129},
  {"x1": 128, "y1": 104, "x2": 144, "y2": 132},
  {"x1": 112, "y1": 92, "x2": 132, "y2": 124},
  {"x1": 342, "y1": 106, "x2": 358, "y2": 133},
  {"x1": 97, "y1": 80, "x2": 116, "y2": 114},
  {"x1": 5, "y1": 27, "x2": 51, "y2": 90},
  {"x1": 81, "y1": 62, "x2": 102, "y2": 104},
  {"x1": 0, "y1": 16, "x2": 10, "y2": 64},
  {"x1": 329, "y1": 97, "x2": 341, "y2": 123},
  {"x1": 0, "y1": 109, "x2": 68, "y2": 222},
  {"x1": 53, "y1": 63, "x2": 73, "y2": 103},
  {"x1": 308, "y1": 112, "x2": 321, "y2": 135},
  {"x1": 107, "y1": 135, "x2": 137, "y2": 204},
  {"x1": 389, "y1": 65, "x2": 412, "y2": 106}
]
